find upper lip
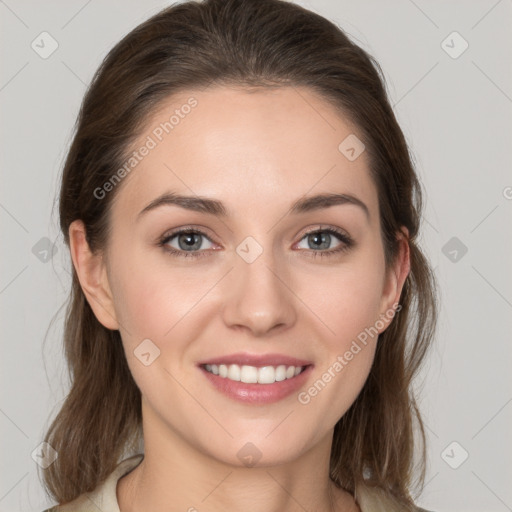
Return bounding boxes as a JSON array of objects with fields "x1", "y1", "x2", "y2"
[{"x1": 198, "y1": 352, "x2": 312, "y2": 368}]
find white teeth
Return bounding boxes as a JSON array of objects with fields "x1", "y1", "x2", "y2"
[
  {"x1": 240, "y1": 365, "x2": 258, "y2": 383},
  {"x1": 257, "y1": 366, "x2": 275, "y2": 384},
  {"x1": 275, "y1": 365, "x2": 287, "y2": 381},
  {"x1": 204, "y1": 363, "x2": 305, "y2": 384},
  {"x1": 227, "y1": 364, "x2": 241, "y2": 381}
]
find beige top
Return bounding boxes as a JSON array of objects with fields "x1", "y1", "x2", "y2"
[{"x1": 42, "y1": 454, "x2": 432, "y2": 512}]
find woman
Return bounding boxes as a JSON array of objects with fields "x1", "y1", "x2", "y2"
[{"x1": 40, "y1": 0, "x2": 438, "y2": 510}]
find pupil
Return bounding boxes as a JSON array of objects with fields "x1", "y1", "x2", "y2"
[
  {"x1": 180, "y1": 233, "x2": 200, "y2": 250},
  {"x1": 310, "y1": 232, "x2": 330, "y2": 250}
]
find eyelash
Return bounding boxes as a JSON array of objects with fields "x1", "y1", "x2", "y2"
[{"x1": 157, "y1": 225, "x2": 354, "y2": 260}]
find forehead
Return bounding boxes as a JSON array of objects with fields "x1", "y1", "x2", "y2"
[{"x1": 112, "y1": 85, "x2": 378, "y2": 223}]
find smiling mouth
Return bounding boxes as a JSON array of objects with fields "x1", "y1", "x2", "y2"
[{"x1": 202, "y1": 363, "x2": 307, "y2": 384}]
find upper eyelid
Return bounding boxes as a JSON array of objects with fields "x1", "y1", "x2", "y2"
[{"x1": 295, "y1": 224, "x2": 350, "y2": 240}]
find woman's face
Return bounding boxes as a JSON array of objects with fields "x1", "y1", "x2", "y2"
[{"x1": 74, "y1": 85, "x2": 408, "y2": 467}]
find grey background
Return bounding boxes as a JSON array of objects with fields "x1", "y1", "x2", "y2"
[{"x1": 1, "y1": 1, "x2": 511, "y2": 511}]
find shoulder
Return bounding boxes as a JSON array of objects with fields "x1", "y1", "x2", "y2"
[
  {"x1": 40, "y1": 492, "x2": 91, "y2": 512},
  {"x1": 41, "y1": 494, "x2": 90, "y2": 512},
  {"x1": 355, "y1": 482, "x2": 436, "y2": 512},
  {"x1": 42, "y1": 454, "x2": 144, "y2": 512}
]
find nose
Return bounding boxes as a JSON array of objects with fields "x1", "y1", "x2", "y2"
[{"x1": 221, "y1": 246, "x2": 297, "y2": 337}]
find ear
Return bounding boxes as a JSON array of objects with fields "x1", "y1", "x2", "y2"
[
  {"x1": 68, "y1": 219, "x2": 119, "y2": 330},
  {"x1": 377, "y1": 227, "x2": 411, "y2": 333}
]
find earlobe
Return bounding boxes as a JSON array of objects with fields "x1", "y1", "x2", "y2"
[{"x1": 68, "y1": 220, "x2": 119, "y2": 331}]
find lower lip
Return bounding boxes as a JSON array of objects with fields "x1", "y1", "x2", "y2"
[{"x1": 199, "y1": 365, "x2": 313, "y2": 404}]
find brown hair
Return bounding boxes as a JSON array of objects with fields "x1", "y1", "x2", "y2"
[{"x1": 41, "y1": 0, "x2": 437, "y2": 508}]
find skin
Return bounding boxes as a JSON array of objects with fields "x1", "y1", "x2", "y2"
[{"x1": 69, "y1": 85, "x2": 410, "y2": 512}]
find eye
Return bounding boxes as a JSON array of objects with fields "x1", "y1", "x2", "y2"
[
  {"x1": 158, "y1": 228, "x2": 216, "y2": 259},
  {"x1": 294, "y1": 227, "x2": 353, "y2": 258}
]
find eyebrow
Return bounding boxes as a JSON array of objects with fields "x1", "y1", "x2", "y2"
[{"x1": 137, "y1": 191, "x2": 370, "y2": 221}]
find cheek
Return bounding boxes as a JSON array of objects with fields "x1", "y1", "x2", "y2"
[
  {"x1": 300, "y1": 252, "x2": 386, "y2": 344},
  {"x1": 294, "y1": 246, "x2": 385, "y2": 412},
  {"x1": 296, "y1": 271, "x2": 382, "y2": 430},
  {"x1": 108, "y1": 249, "x2": 219, "y2": 390},
  {"x1": 110, "y1": 266, "x2": 163, "y2": 339},
  {"x1": 110, "y1": 260, "x2": 194, "y2": 390},
  {"x1": 109, "y1": 246, "x2": 199, "y2": 339}
]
